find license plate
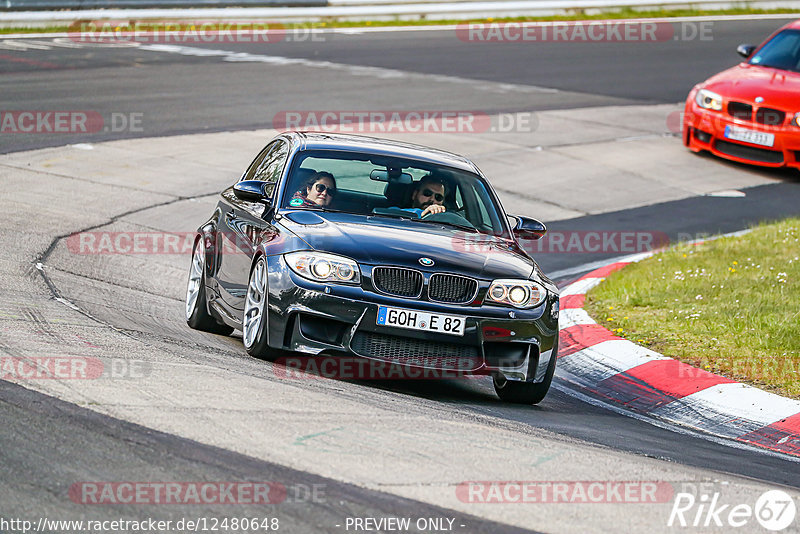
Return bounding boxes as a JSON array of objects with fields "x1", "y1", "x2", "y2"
[
  {"x1": 724, "y1": 125, "x2": 775, "y2": 147},
  {"x1": 376, "y1": 306, "x2": 465, "y2": 336}
]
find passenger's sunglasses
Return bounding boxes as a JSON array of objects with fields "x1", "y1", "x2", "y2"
[
  {"x1": 421, "y1": 189, "x2": 444, "y2": 202},
  {"x1": 312, "y1": 183, "x2": 336, "y2": 195}
]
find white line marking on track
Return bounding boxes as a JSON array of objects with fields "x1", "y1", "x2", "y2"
[
  {"x1": 137, "y1": 43, "x2": 560, "y2": 94},
  {"x1": 0, "y1": 40, "x2": 52, "y2": 50},
  {"x1": 706, "y1": 189, "x2": 746, "y2": 197}
]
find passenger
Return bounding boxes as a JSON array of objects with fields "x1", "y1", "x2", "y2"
[{"x1": 289, "y1": 172, "x2": 336, "y2": 208}]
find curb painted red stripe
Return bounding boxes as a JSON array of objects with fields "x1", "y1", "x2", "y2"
[
  {"x1": 773, "y1": 412, "x2": 800, "y2": 434},
  {"x1": 737, "y1": 413, "x2": 800, "y2": 456},
  {"x1": 592, "y1": 360, "x2": 735, "y2": 412},
  {"x1": 576, "y1": 261, "x2": 630, "y2": 281},
  {"x1": 623, "y1": 360, "x2": 736, "y2": 397},
  {"x1": 592, "y1": 373, "x2": 683, "y2": 412},
  {"x1": 558, "y1": 324, "x2": 622, "y2": 358},
  {"x1": 559, "y1": 294, "x2": 585, "y2": 310}
]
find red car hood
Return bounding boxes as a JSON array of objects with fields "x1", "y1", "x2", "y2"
[{"x1": 701, "y1": 63, "x2": 800, "y2": 109}]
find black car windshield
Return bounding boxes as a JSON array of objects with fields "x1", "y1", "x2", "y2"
[
  {"x1": 281, "y1": 149, "x2": 510, "y2": 237},
  {"x1": 749, "y1": 29, "x2": 800, "y2": 72}
]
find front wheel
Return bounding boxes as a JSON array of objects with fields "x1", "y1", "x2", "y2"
[
  {"x1": 186, "y1": 237, "x2": 233, "y2": 336},
  {"x1": 493, "y1": 349, "x2": 556, "y2": 405},
  {"x1": 243, "y1": 256, "x2": 273, "y2": 359}
]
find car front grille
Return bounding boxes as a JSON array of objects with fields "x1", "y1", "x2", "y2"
[
  {"x1": 714, "y1": 140, "x2": 784, "y2": 164},
  {"x1": 727, "y1": 101, "x2": 752, "y2": 121},
  {"x1": 755, "y1": 107, "x2": 786, "y2": 126},
  {"x1": 429, "y1": 274, "x2": 478, "y2": 304},
  {"x1": 350, "y1": 331, "x2": 482, "y2": 370},
  {"x1": 372, "y1": 267, "x2": 422, "y2": 298},
  {"x1": 726, "y1": 102, "x2": 786, "y2": 126}
]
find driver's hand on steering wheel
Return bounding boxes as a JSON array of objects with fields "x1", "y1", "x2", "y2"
[{"x1": 420, "y1": 204, "x2": 446, "y2": 218}]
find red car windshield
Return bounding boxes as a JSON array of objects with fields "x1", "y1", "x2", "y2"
[{"x1": 749, "y1": 29, "x2": 800, "y2": 73}]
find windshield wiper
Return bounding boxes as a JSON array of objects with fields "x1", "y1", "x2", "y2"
[
  {"x1": 417, "y1": 219, "x2": 479, "y2": 233},
  {"x1": 367, "y1": 211, "x2": 415, "y2": 221},
  {"x1": 753, "y1": 62, "x2": 800, "y2": 73},
  {"x1": 285, "y1": 206, "x2": 345, "y2": 213}
]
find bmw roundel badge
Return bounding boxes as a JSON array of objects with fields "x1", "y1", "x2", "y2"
[{"x1": 419, "y1": 257, "x2": 435, "y2": 266}]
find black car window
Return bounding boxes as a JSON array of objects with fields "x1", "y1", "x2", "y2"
[
  {"x1": 243, "y1": 139, "x2": 288, "y2": 198},
  {"x1": 750, "y1": 29, "x2": 800, "y2": 72}
]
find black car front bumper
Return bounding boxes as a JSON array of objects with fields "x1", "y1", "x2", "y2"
[{"x1": 265, "y1": 255, "x2": 559, "y2": 383}]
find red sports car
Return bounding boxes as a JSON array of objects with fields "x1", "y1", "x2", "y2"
[{"x1": 683, "y1": 19, "x2": 800, "y2": 170}]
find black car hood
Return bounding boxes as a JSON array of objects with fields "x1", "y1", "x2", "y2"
[{"x1": 278, "y1": 210, "x2": 534, "y2": 280}]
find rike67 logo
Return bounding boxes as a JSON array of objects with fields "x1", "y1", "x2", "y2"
[{"x1": 668, "y1": 489, "x2": 797, "y2": 531}]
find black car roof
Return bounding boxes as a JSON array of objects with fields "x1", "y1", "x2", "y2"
[{"x1": 287, "y1": 131, "x2": 481, "y2": 174}]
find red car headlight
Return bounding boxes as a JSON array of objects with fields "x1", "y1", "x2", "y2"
[{"x1": 695, "y1": 89, "x2": 723, "y2": 111}]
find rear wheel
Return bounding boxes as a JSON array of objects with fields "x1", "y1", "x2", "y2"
[
  {"x1": 493, "y1": 349, "x2": 556, "y2": 405},
  {"x1": 243, "y1": 256, "x2": 273, "y2": 359},
  {"x1": 186, "y1": 237, "x2": 233, "y2": 335}
]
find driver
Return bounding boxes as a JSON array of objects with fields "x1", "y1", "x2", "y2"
[{"x1": 399, "y1": 174, "x2": 447, "y2": 218}]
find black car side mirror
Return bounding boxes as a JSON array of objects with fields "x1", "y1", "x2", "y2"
[
  {"x1": 510, "y1": 215, "x2": 547, "y2": 240},
  {"x1": 234, "y1": 180, "x2": 270, "y2": 203},
  {"x1": 737, "y1": 44, "x2": 756, "y2": 58}
]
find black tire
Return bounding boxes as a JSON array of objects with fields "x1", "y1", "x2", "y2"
[
  {"x1": 242, "y1": 256, "x2": 273, "y2": 359},
  {"x1": 186, "y1": 238, "x2": 234, "y2": 336},
  {"x1": 493, "y1": 346, "x2": 557, "y2": 405}
]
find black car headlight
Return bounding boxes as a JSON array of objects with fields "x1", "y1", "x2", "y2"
[
  {"x1": 284, "y1": 252, "x2": 360, "y2": 285},
  {"x1": 791, "y1": 112, "x2": 800, "y2": 127},
  {"x1": 695, "y1": 89, "x2": 723, "y2": 111},
  {"x1": 486, "y1": 279, "x2": 547, "y2": 309}
]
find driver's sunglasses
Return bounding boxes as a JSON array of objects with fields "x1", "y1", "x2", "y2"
[
  {"x1": 314, "y1": 183, "x2": 336, "y2": 195},
  {"x1": 421, "y1": 189, "x2": 444, "y2": 202}
]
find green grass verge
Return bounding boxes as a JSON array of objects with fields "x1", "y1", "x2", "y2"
[
  {"x1": 1, "y1": 7, "x2": 799, "y2": 34},
  {"x1": 585, "y1": 218, "x2": 800, "y2": 399}
]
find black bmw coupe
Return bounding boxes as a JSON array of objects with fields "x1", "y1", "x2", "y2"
[{"x1": 185, "y1": 132, "x2": 560, "y2": 404}]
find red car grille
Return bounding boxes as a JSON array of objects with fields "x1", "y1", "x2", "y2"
[
  {"x1": 755, "y1": 107, "x2": 786, "y2": 126},
  {"x1": 727, "y1": 101, "x2": 752, "y2": 121},
  {"x1": 726, "y1": 101, "x2": 786, "y2": 126}
]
